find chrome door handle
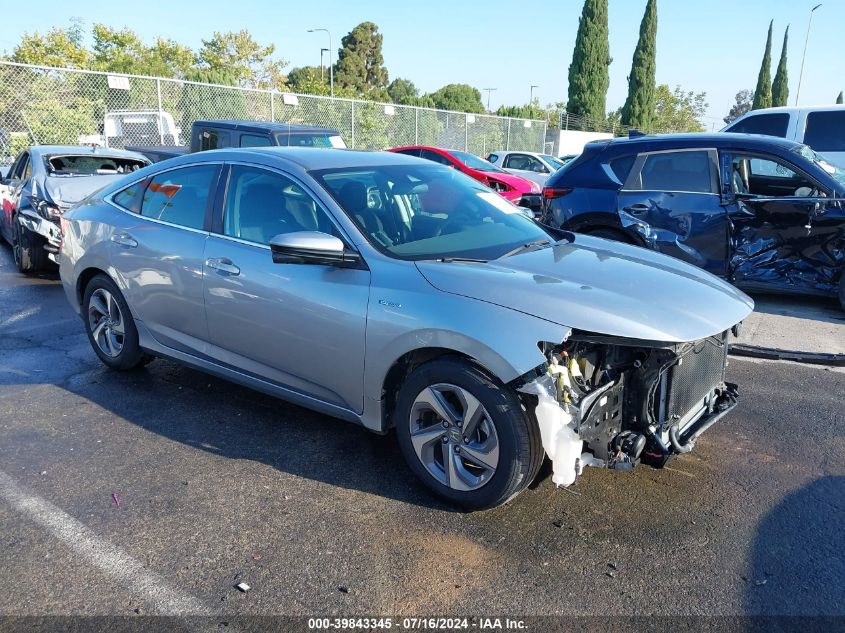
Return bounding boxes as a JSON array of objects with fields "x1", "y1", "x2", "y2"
[
  {"x1": 110, "y1": 233, "x2": 138, "y2": 248},
  {"x1": 206, "y1": 257, "x2": 240, "y2": 276}
]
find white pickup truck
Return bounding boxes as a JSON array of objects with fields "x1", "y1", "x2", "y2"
[{"x1": 722, "y1": 105, "x2": 845, "y2": 167}]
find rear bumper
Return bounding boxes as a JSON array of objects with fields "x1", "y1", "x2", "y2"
[
  {"x1": 18, "y1": 210, "x2": 61, "y2": 249},
  {"x1": 518, "y1": 194, "x2": 543, "y2": 218}
]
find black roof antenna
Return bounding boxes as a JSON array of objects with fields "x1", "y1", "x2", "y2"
[{"x1": 628, "y1": 129, "x2": 646, "y2": 139}]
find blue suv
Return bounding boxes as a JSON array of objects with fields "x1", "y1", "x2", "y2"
[{"x1": 541, "y1": 133, "x2": 845, "y2": 309}]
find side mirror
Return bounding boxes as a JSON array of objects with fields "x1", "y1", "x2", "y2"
[{"x1": 269, "y1": 231, "x2": 364, "y2": 268}]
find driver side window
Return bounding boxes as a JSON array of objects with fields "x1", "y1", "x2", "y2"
[{"x1": 730, "y1": 155, "x2": 819, "y2": 197}]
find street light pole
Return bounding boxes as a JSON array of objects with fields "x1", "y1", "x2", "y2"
[
  {"x1": 308, "y1": 28, "x2": 334, "y2": 97},
  {"x1": 795, "y1": 3, "x2": 822, "y2": 106},
  {"x1": 529, "y1": 85, "x2": 539, "y2": 118},
  {"x1": 483, "y1": 87, "x2": 497, "y2": 112},
  {"x1": 320, "y1": 48, "x2": 329, "y2": 80}
]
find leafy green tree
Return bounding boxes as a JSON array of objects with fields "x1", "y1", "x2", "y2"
[
  {"x1": 752, "y1": 21, "x2": 773, "y2": 110},
  {"x1": 838, "y1": 91, "x2": 844, "y2": 104},
  {"x1": 620, "y1": 0, "x2": 657, "y2": 130},
  {"x1": 724, "y1": 89, "x2": 754, "y2": 124},
  {"x1": 387, "y1": 78, "x2": 419, "y2": 104},
  {"x1": 334, "y1": 22, "x2": 389, "y2": 95},
  {"x1": 426, "y1": 84, "x2": 484, "y2": 113},
  {"x1": 198, "y1": 30, "x2": 287, "y2": 88},
  {"x1": 653, "y1": 84, "x2": 707, "y2": 132},
  {"x1": 287, "y1": 66, "x2": 328, "y2": 93},
  {"x1": 567, "y1": 0, "x2": 611, "y2": 126},
  {"x1": 9, "y1": 24, "x2": 90, "y2": 68},
  {"x1": 90, "y1": 25, "x2": 192, "y2": 78},
  {"x1": 771, "y1": 26, "x2": 789, "y2": 107}
]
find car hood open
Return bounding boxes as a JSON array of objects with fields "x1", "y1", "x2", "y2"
[{"x1": 415, "y1": 235, "x2": 754, "y2": 343}]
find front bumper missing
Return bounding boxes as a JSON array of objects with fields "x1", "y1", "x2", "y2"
[{"x1": 519, "y1": 345, "x2": 739, "y2": 488}]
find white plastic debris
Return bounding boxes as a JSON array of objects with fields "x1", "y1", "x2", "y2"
[
  {"x1": 235, "y1": 582, "x2": 251, "y2": 592},
  {"x1": 521, "y1": 375, "x2": 582, "y2": 487}
]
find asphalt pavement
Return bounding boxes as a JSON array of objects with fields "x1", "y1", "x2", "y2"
[{"x1": 0, "y1": 244, "x2": 843, "y2": 627}]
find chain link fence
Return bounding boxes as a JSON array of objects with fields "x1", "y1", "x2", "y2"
[{"x1": 0, "y1": 61, "x2": 553, "y2": 160}]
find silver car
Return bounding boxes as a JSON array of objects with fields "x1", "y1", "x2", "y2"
[{"x1": 59, "y1": 148, "x2": 753, "y2": 510}]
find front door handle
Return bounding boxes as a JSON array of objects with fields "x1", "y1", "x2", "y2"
[
  {"x1": 110, "y1": 233, "x2": 138, "y2": 248},
  {"x1": 622, "y1": 203, "x2": 649, "y2": 213},
  {"x1": 206, "y1": 257, "x2": 241, "y2": 276}
]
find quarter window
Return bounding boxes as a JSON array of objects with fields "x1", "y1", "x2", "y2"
[
  {"x1": 803, "y1": 111, "x2": 845, "y2": 152},
  {"x1": 221, "y1": 165, "x2": 337, "y2": 245},
  {"x1": 199, "y1": 129, "x2": 228, "y2": 151},
  {"x1": 631, "y1": 151, "x2": 715, "y2": 193},
  {"x1": 139, "y1": 165, "x2": 217, "y2": 230},
  {"x1": 726, "y1": 113, "x2": 789, "y2": 137}
]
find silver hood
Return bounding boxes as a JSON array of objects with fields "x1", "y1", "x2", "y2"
[
  {"x1": 41, "y1": 175, "x2": 124, "y2": 208},
  {"x1": 416, "y1": 235, "x2": 754, "y2": 343}
]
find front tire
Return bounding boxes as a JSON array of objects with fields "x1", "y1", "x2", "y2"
[
  {"x1": 13, "y1": 217, "x2": 48, "y2": 274},
  {"x1": 82, "y1": 274, "x2": 146, "y2": 371},
  {"x1": 395, "y1": 357, "x2": 543, "y2": 510}
]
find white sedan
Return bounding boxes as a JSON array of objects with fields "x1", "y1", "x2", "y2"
[{"x1": 486, "y1": 151, "x2": 570, "y2": 186}]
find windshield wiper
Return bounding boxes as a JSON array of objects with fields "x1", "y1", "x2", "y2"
[
  {"x1": 498, "y1": 239, "x2": 552, "y2": 259},
  {"x1": 421, "y1": 257, "x2": 488, "y2": 263}
]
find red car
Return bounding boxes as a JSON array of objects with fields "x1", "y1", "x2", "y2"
[{"x1": 387, "y1": 145, "x2": 542, "y2": 215}]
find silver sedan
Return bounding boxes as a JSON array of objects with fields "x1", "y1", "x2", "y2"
[{"x1": 59, "y1": 148, "x2": 753, "y2": 509}]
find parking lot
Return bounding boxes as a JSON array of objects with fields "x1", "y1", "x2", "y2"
[{"x1": 0, "y1": 241, "x2": 843, "y2": 625}]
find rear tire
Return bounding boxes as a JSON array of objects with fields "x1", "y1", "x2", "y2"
[
  {"x1": 82, "y1": 274, "x2": 146, "y2": 371},
  {"x1": 13, "y1": 218, "x2": 48, "y2": 274},
  {"x1": 394, "y1": 357, "x2": 543, "y2": 510},
  {"x1": 586, "y1": 227, "x2": 636, "y2": 244}
]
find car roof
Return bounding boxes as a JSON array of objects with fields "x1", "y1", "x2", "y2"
[
  {"x1": 194, "y1": 120, "x2": 340, "y2": 135},
  {"x1": 594, "y1": 132, "x2": 805, "y2": 153},
  {"x1": 169, "y1": 147, "x2": 424, "y2": 170},
  {"x1": 26, "y1": 145, "x2": 151, "y2": 160},
  {"x1": 732, "y1": 104, "x2": 845, "y2": 115}
]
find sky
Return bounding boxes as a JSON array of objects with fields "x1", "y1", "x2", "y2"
[{"x1": 0, "y1": 0, "x2": 842, "y2": 128}]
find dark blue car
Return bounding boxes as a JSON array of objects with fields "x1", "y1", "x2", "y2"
[{"x1": 541, "y1": 133, "x2": 845, "y2": 309}]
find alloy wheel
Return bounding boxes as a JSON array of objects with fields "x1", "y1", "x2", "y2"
[
  {"x1": 408, "y1": 383, "x2": 500, "y2": 491},
  {"x1": 87, "y1": 288, "x2": 125, "y2": 358}
]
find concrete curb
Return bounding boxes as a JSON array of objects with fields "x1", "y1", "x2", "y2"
[{"x1": 729, "y1": 343, "x2": 845, "y2": 367}]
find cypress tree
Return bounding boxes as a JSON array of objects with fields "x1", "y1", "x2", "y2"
[
  {"x1": 837, "y1": 91, "x2": 843, "y2": 104},
  {"x1": 752, "y1": 21, "x2": 773, "y2": 110},
  {"x1": 620, "y1": 0, "x2": 658, "y2": 131},
  {"x1": 567, "y1": 0, "x2": 611, "y2": 127},
  {"x1": 771, "y1": 26, "x2": 789, "y2": 107}
]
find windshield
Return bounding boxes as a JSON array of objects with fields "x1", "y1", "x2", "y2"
[
  {"x1": 46, "y1": 154, "x2": 148, "y2": 176},
  {"x1": 314, "y1": 163, "x2": 551, "y2": 261},
  {"x1": 541, "y1": 154, "x2": 566, "y2": 170},
  {"x1": 794, "y1": 145, "x2": 845, "y2": 188},
  {"x1": 450, "y1": 150, "x2": 504, "y2": 173}
]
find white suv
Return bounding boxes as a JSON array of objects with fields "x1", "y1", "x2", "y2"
[{"x1": 722, "y1": 105, "x2": 845, "y2": 167}]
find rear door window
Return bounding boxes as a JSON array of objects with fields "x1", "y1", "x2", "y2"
[
  {"x1": 199, "y1": 129, "x2": 229, "y2": 151},
  {"x1": 240, "y1": 134, "x2": 273, "y2": 148},
  {"x1": 419, "y1": 149, "x2": 454, "y2": 166},
  {"x1": 139, "y1": 165, "x2": 218, "y2": 230},
  {"x1": 627, "y1": 150, "x2": 716, "y2": 193},
  {"x1": 803, "y1": 111, "x2": 845, "y2": 152},
  {"x1": 726, "y1": 113, "x2": 789, "y2": 137}
]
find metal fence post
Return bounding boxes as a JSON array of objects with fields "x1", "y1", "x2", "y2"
[
  {"x1": 415, "y1": 108, "x2": 419, "y2": 145},
  {"x1": 541, "y1": 119, "x2": 547, "y2": 153},
  {"x1": 351, "y1": 100, "x2": 355, "y2": 149},
  {"x1": 270, "y1": 91, "x2": 275, "y2": 122},
  {"x1": 506, "y1": 118, "x2": 511, "y2": 150},
  {"x1": 465, "y1": 113, "x2": 469, "y2": 152},
  {"x1": 156, "y1": 78, "x2": 164, "y2": 144}
]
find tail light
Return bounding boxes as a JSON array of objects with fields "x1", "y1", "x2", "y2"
[
  {"x1": 26, "y1": 195, "x2": 62, "y2": 219},
  {"x1": 542, "y1": 187, "x2": 573, "y2": 200}
]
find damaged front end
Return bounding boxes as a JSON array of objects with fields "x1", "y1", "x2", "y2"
[{"x1": 519, "y1": 330, "x2": 739, "y2": 487}]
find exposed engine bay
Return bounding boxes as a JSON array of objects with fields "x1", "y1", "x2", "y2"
[{"x1": 520, "y1": 330, "x2": 739, "y2": 487}]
